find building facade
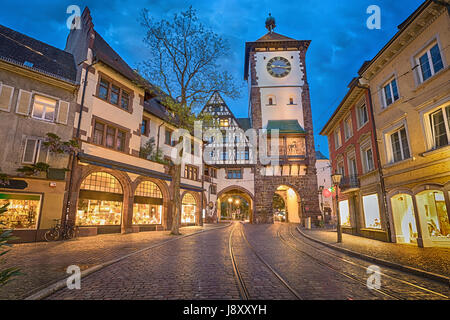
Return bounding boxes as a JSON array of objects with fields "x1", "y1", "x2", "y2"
[
  {"x1": 0, "y1": 9, "x2": 322, "y2": 242},
  {"x1": 320, "y1": 77, "x2": 388, "y2": 241},
  {"x1": 359, "y1": 0, "x2": 450, "y2": 247},
  {"x1": 0, "y1": 24, "x2": 78, "y2": 242}
]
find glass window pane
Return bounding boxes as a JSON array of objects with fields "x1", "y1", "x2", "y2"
[
  {"x1": 99, "y1": 79, "x2": 109, "y2": 100},
  {"x1": 400, "y1": 128, "x2": 410, "y2": 159},
  {"x1": 23, "y1": 139, "x2": 37, "y2": 163},
  {"x1": 32, "y1": 103, "x2": 44, "y2": 118},
  {"x1": 384, "y1": 84, "x2": 393, "y2": 106},
  {"x1": 44, "y1": 105, "x2": 55, "y2": 121},
  {"x1": 106, "y1": 127, "x2": 115, "y2": 148},
  {"x1": 116, "y1": 131, "x2": 125, "y2": 151},
  {"x1": 430, "y1": 110, "x2": 448, "y2": 148},
  {"x1": 121, "y1": 91, "x2": 129, "y2": 110},
  {"x1": 94, "y1": 123, "x2": 104, "y2": 145},
  {"x1": 391, "y1": 131, "x2": 402, "y2": 162},
  {"x1": 391, "y1": 79, "x2": 399, "y2": 101},
  {"x1": 110, "y1": 85, "x2": 120, "y2": 105},
  {"x1": 430, "y1": 44, "x2": 443, "y2": 74},
  {"x1": 363, "y1": 194, "x2": 382, "y2": 229},
  {"x1": 419, "y1": 53, "x2": 432, "y2": 81},
  {"x1": 339, "y1": 200, "x2": 351, "y2": 226}
]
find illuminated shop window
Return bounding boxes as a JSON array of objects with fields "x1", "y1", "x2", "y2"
[
  {"x1": 415, "y1": 190, "x2": 450, "y2": 239},
  {"x1": 362, "y1": 194, "x2": 382, "y2": 229},
  {"x1": 339, "y1": 200, "x2": 351, "y2": 227},
  {"x1": 80, "y1": 172, "x2": 123, "y2": 194},
  {"x1": 181, "y1": 193, "x2": 197, "y2": 224},
  {"x1": 133, "y1": 181, "x2": 163, "y2": 225},
  {"x1": 0, "y1": 193, "x2": 41, "y2": 229},
  {"x1": 77, "y1": 172, "x2": 123, "y2": 226},
  {"x1": 391, "y1": 194, "x2": 418, "y2": 244}
]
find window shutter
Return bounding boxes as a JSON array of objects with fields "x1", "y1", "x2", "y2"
[
  {"x1": 56, "y1": 100, "x2": 70, "y2": 124},
  {"x1": 16, "y1": 90, "x2": 32, "y2": 115},
  {"x1": 37, "y1": 141, "x2": 48, "y2": 163},
  {"x1": 0, "y1": 84, "x2": 14, "y2": 112}
]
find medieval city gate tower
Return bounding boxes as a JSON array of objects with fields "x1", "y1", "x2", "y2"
[{"x1": 245, "y1": 18, "x2": 321, "y2": 224}]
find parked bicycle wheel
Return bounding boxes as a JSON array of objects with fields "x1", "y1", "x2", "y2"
[{"x1": 44, "y1": 228, "x2": 60, "y2": 242}]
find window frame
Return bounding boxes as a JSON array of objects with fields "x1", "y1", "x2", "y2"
[
  {"x1": 92, "y1": 119, "x2": 128, "y2": 152},
  {"x1": 96, "y1": 73, "x2": 132, "y2": 113},
  {"x1": 344, "y1": 115, "x2": 353, "y2": 141},
  {"x1": 31, "y1": 94, "x2": 57, "y2": 122},
  {"x1": 388, "y1": 126, "x2": 411, "y2": 163},
  {"x1": 415, "y1": 42, "x2": 445, "y2": 84},
  {"x1": 334, "y1": 127, "x2": 342, "y2": 150},
  {"x1": 356, "y1": 102, "x2": 369, "y2": 129},
  {"x1": 381, "y1": 78, "x2": 400, "y2": 109},
  {"x1": 226, "y1": 169, "x2": 243, "y2": 179},
  {"x1": 425, "y1": 104, "x2": 450, "y2": 150},
  {"x1": 22, "y1": 137, "x2": 48, "y2": 165}
]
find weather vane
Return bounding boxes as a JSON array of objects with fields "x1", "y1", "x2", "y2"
[{"x1": 265, "y1": 13, "x2": 276, "y2": 33}]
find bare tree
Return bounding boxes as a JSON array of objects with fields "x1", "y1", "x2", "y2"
[{"x1": 140, "y1": 7, "x2": 240, "y2": 235}]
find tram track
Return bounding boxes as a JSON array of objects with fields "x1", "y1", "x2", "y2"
[
  {"x1": 288, "y1": 224, "x2": 449, "y2": 300},
  {"x1": 276, "y1": 224, "x2": 402, "y2": 300},
  {"x1": 229, "y1": 222, "x2": 302, "y2": 300}
]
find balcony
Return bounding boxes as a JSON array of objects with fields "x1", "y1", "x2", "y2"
[{"x1": 340, "y1": 175, "x2": 360, "y2": 192}]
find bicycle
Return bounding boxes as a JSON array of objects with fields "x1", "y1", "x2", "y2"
[{"x1": 44, "y1": 219, "x2": 78, "y2": 242}]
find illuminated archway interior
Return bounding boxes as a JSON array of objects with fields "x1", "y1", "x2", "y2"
[{"x1": 274, "y1": 185, "x2": 300, "y2": 223}]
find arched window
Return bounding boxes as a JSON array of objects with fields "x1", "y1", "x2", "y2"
[
  {"x1": 289, "y1": 97, "x2": 294, "y2": 105},
  {"x1": 269, "y1": 98, "x2": 273, "y2": 105},
  {"x1": 182, "y1": 193, "x2": 197, "y2": 224},
  {"x1": 267, "y1": 95, "x2": 276, "y2": 106},
  {"x1": 133, "y1": 181, "x2": 163, "y2": 225},
  {"x1": 77, "y1": 172, "x2": 123, "y2": 226}
]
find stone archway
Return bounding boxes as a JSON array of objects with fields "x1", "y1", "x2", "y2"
[
  {"x1": 273, "y1": 184, "x2": 302, "y2": 224},
  {"x1": 217, "y1": 186, "x2": 254, "y2": 223}
]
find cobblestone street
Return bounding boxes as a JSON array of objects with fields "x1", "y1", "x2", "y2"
[{"x1": 21, "y1": 222, "x2": 446, "y2": 300}]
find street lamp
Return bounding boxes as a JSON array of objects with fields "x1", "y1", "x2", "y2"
[{"x1": 331, "y1": 172, "x2": 343, "y2": 243}]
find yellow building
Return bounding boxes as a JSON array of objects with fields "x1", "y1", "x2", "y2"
[{"x1": 359, "y1": 0, "x2": 450, "y2": 247}]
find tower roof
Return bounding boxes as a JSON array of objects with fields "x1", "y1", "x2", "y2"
[{"x1": 256, "y1": 32, "x2": 296, "y2": 42}]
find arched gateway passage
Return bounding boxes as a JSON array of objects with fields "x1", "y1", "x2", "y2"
[
  {"x1": 217, "y1": 186, "x2": 253, "y2": 222},
  {"x1": 273, "y1": 185, "x2": 301, "y2": 223}
]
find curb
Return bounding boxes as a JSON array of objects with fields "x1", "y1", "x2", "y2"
[
  {"x1": 24, "y1": 223, "x2": 233, "y2": 300},
  {"x1": 296, "y1": 227, "x2": 450, "y2": 285}
]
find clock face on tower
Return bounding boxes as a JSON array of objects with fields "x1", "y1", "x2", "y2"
[{"x1": 267, "y1": 57, "x2": 291, "y2": 78}]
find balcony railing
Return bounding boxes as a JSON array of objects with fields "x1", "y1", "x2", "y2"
[{"x1": 340, "y1": 175, "x2": 360, "y2": 191}]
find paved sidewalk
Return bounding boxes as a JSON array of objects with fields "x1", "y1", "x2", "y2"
[
  {"x1": 300, "y1": 228, "x2": 450, "y2": 278},
  {"x1": 0, "y1": 223, "x2": 227, "y2": 300}
]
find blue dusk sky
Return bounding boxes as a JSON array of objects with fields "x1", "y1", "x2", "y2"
[{"x1": 0, "y1": 0, "x2": 425, "y2": 157}]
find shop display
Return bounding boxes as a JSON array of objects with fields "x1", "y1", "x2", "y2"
[
  {"x1": 77, "y1": 199, "x2": 122, "y2": 225},
  {"x1": 182, "y1": 193, "x2": 197, "y2": 224},
  {"x1": 133, "y1": 204, "x2": 162, "y2": 225},
  {"x1": 0, "y1": 193, "x2": 40, "y2": 229}
]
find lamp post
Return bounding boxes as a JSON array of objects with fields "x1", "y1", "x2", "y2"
[
  {"x1": 235, "y1": 199, "x2": 241, "y2": 220},
  {"x1": 331, "y1": 172, "x2": 343, "y2": 243},
  {"x1": 228, "y1": 197, "x2": 233, "y2": 220}
]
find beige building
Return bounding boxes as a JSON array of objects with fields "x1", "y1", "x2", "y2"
[
  {"x1": 0, "y1": 24, "x2": 78, "y2": 242},
  {"x1": 359, "y1": 0, "x2": 450, "y2": 247}
]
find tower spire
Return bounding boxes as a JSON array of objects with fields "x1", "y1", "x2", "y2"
[{"x1": 265, "y1": 13, "x2": 276, "y2": 33}]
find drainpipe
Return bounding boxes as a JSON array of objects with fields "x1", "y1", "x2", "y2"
[
  {"x1": 64, "y1": 60, "x2": 95, "y2": 225},
  {"x1": 358, "y1": 83, "x2": 392, "y2": 242}
]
